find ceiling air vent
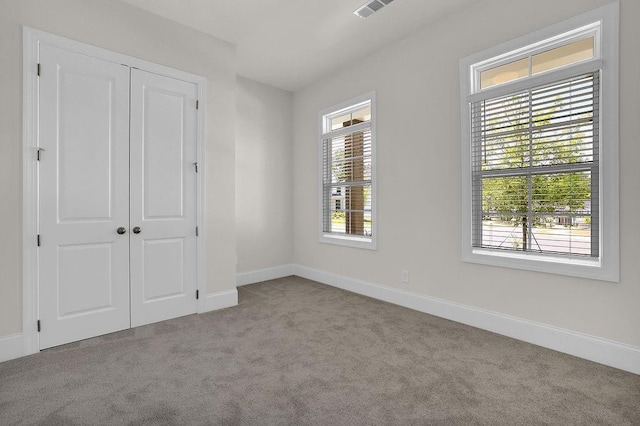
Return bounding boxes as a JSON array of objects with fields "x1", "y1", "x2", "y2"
[{"x1": 354, "y1": 0, "x2": 394, "y2": 19}]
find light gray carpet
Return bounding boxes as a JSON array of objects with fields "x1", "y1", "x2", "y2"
[{"x1": 1, "y1": 276, "x2": 639, "y2": 425}]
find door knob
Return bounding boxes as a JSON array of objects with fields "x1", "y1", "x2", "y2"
[
  {"x1": 133, "y1": 226, "x2": 141, "y2": 234},
  {"x1": 117, "y1": 227, "x2": 126, "y2": 235}
]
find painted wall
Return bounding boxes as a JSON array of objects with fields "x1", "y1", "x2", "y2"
[
  {"x1": 0, "y1": 0, "x2": 237, "y2": 337},
  {"x1": 292, "y1": 0, "x2": 640, "y2": 347},
  {"x1": 236, "y1": 77, "x2": 293, "y2": 272}
]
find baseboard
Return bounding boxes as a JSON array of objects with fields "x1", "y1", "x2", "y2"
[
  {"x1": 2, "y1": 290, "x2": 238, "y2": 364},
  {"x1": 236, "y1": 264, "x2": 295, "y2": 286},
  {"x1": 294, "y1": 265, "x2": 640, "y2": 375},
  {"x1": 5, "y1": 268, "x2": 638, "y2": 374},
  {"x1": 0, "y1": 333, "x2": 24, "y2": 363},
  {"x1": 201, "y1": 289, "x2": 238, "y2": 313}
]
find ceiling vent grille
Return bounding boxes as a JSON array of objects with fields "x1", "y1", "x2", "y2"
[{"x1": 354, "y1": 0, "x2": 394, "y2": 19}]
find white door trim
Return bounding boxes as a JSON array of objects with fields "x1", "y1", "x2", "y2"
[{"x1": 22, "y1": 27, "x2": 207, "y2": 355}]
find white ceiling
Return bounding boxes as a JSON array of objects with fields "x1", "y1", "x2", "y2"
[{"x1": 120, "y1": 0, "x2": 476, "y2": 92}]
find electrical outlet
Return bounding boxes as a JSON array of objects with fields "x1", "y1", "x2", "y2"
[{"x1": 401, "y1": 270, "x2": 409, "y2": 283}]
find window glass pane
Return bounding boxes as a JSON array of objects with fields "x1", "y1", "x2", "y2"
[
  {"x1": 529, "y1": 211, "x2": 592, "y2": 255},
  {"x1": 480, "y1": 58, "x2": 529, "y2": 89},
  {"x1": 474, "y1": 93, "x2": 530, "y2": 171},
  {"x1": 326, "y1": 184, "x2": 372, "y2": 237},
  {"x1": 480, "y1": 172, "x2": 592, "y2": 256},
  {"x1": 363, "y1": 211, "x2": 373, "y2": 237},
  {"x1": 331, "y1": 113, "x2": 352, "y2": 130},
  {"x1": 480, "y1": 176, "x2": 528, "y2": 250},
  {"x1": 531, "y1": 171, "x2": 593, "y2": 256},
  {"x1": 532, "y1": 37, "x2": 594, "y2": 75},
  {"x1": 351, "y1": 106, "x2": 371, "y2": 124},
  {"x1": 330, "y1": 106, "x2": 371, "y2": 130},
  {"x1": 531, "y1": 74, "x2": 596, "y2": 166},
  {"x1": 328, "y1": 130, "x2": 372, "y2": 184}
]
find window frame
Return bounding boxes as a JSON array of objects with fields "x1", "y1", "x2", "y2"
[
  {"x1": 318, "y1": 92, "x2": 377, "y2": 250},
  {"x1": 459, "y1": 2, "x2": 619, "y2": 282}
]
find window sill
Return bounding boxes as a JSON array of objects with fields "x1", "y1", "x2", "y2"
[
  {"x1": 319, "y1": 233, "x2": 377, "y2": 250},
  {"x1": 463, "y1": 247, "x2": 618, "y2": 282}
]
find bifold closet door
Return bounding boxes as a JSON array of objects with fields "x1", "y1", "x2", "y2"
[
  {"x1": 38, "y1": 44, "x2": 131, "y2": 349},
  {"x1": 129, "y1": 69, "x2": 199, "y2": 327}
]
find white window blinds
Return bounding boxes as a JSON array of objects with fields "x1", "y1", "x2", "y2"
[
  {"x1": 471, "y1": 72, "x2": 599, "y2": 257},
  {"x1": 322, "y1": 121, "x2": 373, "y2": 238}
]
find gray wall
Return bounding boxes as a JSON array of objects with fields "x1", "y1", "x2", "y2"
[
  {"x1": 0, "y1": 0, "x2": 238, "y2": 336},
  {"x1": 236, "y1": 77, "x2": 293, "y2": 272},
  {"x1": 292, "y1": 0, "x2": 640, "y2": 347}
]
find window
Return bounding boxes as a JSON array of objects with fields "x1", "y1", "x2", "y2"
[
  {"x1": 460, "y1": 3, "x2": 618, "y2": 281},
  {"x1": 319, "y1": 93, "x2": 376, "y2": 249}
]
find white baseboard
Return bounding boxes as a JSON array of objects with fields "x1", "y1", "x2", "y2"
[
  {"x1": 0, "y1": 333, "x2": 24, "y2": 363},
  {"x1": 2, "y1": 290, "x2": 239, "y2": 363},
  {"x1": 236, "y1": 264, "x2": 295, "y2": 286},
  {"x1": 5, "y1": 266, "x2": 638, "y2": 375},
  {"x1": 294, "y1": 265, "x2": 640, "y2": 375},
  {"x1": 201, "y1": 289, "x2": 238, "y2": 313}
]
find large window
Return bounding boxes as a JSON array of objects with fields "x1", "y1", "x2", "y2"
[
  {"x1": 460, "y1": 3, "x2": 618, "y2": 281},
  {"x1": 319, "y1": 93, "x2": 376, "y2": 249}
]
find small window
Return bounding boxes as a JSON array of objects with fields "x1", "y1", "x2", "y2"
[
  {"x1": 319, "y1": 93, "x2": 376, "y2": 249},
  {"x1": 479, "y1": 35, "x2": 597, "y2": 90},
  {"x1": 460, "y1": 3, "x2": 618, "y2": 281}
]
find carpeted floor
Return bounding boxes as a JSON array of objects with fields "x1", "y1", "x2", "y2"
[{"x1": 1, "y1": 276, "x2": 639, "y2": 425}]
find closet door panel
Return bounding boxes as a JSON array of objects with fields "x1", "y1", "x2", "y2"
[
  {"x1": 38, "y1": 44, "x2": 131, "y2": 349},
  {"x1": 130, "y1": 69, "x2": 198, "y2": 327},
  {"x1": 142, "y1": 88, "x2": 185, "y2": 219}
]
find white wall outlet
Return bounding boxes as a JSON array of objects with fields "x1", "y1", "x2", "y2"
[{"x1": 401, "y1": 270, "x2": 409, "y2": 283}]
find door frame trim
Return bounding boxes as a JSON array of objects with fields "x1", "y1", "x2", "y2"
[{"x1": 22, "y1": 27, "x2": 208, "y2": 355}]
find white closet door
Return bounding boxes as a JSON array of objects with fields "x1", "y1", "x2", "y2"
[
  {"x1": 129, "y1": 69, "x2": 198, "y2": 327},
  {"x1": 38, "y1": 45, "x2": 131, "y2": 349}
]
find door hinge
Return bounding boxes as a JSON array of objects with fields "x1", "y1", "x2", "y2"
[
  {"x1": 196, "y1": 226, "x2": 199, "y2": 237},
  {"x1": 37, "y1": 63, "x2": 41, "y2": 77},
  {"x1": 37, "y1": 234, "x2": 40, "y2": 247},
  {"x1": 193, "y1": 162, "x2": 198, "y2": 173},
  {"x1": 37, "y1": 320, "x2": 41, "y2": 332},
  {"x1": 196, "y1": 100, "x2": 199, "y2": 110},
  {"x1": 196, "y1": 290, "x2": 199, "y2": 300}
]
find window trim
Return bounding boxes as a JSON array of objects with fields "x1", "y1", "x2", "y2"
[
  {"x1": 459, "y1": 2, "x2": 619, "y2": 282},
  {"x1": 318, "y1": 92, "x2": 377, "y2": 250}
]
